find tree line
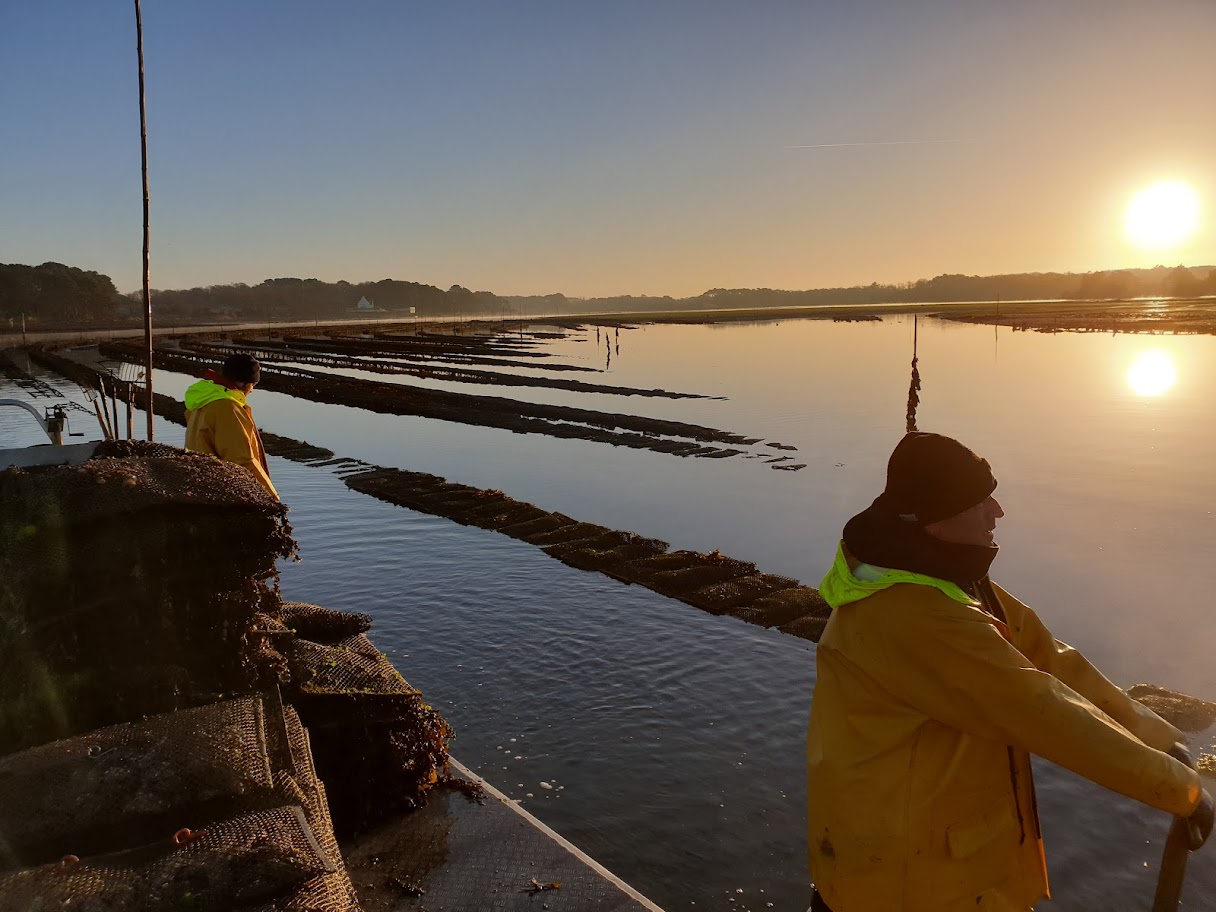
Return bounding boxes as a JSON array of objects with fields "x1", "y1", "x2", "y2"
[
  {"x1": 0, "y1": 262, "x2": 121, "y2": 327},
  {"x1": 143, "y1": 277, "x2": 504, "y2": 324},
  {"x1": 511, "y1": 264, "x2": 1216, "y2": 314},
  {"x1": 2, "y1": 261, "x2": 1213, "y2": 329}
]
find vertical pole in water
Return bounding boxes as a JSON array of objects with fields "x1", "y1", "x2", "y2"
[
  {"x1": 126, "y1": 382, "x2": 134, "y2": 439},
  {"x1": 98, "y1": 377, "x2": 113, "y2": 436},
  {"x1": 135, "y1": 0, "x2": 154, "y2": 440},
  {"x1": 905, "y1": 315, "x2": 921, "y2": 433}
]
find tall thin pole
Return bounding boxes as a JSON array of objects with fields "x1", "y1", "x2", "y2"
[
  {"x1": 905, "y1": 315, "x2": 921, "y2": 433},
  {"x1": 135, "y1": 0, "x2": 154, "y2": 440}
]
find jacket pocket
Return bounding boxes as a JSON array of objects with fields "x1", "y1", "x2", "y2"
[{"x1": 946, "y1": 794, "x2": 1019, "y2": 860}]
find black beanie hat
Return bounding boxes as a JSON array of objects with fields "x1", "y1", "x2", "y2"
[
  {"x1": 222, "y1": 353, "x2": 260, "y2": 385},
  {"x1": 875, "y1": 431, "x2": 997, "y2": 525}
]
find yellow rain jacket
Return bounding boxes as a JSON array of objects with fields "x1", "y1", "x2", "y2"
[
  {"x1": 184, "y1": 379, "x2": 279, "y2": 500},
  {"x1": 808, "y1": 544, "x2": 1200, "y2": 912}
]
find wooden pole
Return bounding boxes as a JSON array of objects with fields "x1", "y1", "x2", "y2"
[
  {"x1": 90, "y1": 396, "x2": 111, "y2": 441},
  {"x1": 98, "y1": 377, "x2": 113, "y2": 436},
  {"x1": 126, "y1": 381, "x2": 134, "y2": 439},
  {"x1": 135, "y1": 0, "x2": 154, "y2": 440}
]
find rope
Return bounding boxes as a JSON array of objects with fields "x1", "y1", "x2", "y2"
[{"x1": 905, "y1": 316, "x2": 921, "y2": 433}]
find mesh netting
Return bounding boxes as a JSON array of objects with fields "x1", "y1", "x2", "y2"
[
  {"x1": 1, "y1": 444, "x2": 287, "y2": 525},
  {"x1": 285, "y1": 637, "x2": 416, "y2": 697},
  {"x1": 729, "y1": 586, "x2": 831, "y2": 631},
  {"x1": 0, "y1": 696, "x2": 276, "y2": 867},
  {"x1": 649, "y1": 562, "x2": 752, "y2": 598},
  {"x1": 678, "y1": 572, "x2": 802, "y2": 614},
  {"x1": 0, "y1": 450, "x2": 295, "y2": 754},
  {"x1": 611, "y1": 551, "x2": 714, "y2": 584},
  {"x1": 542, "y1": 530, "x2": 664, "y2": 561},
  {"x1": 551, "y1": 537, "x2": 669, "y2": 573},
  {"x1": 517, "y1": 521, "x2": 614, "y2": 547},
  {"x1": 279, "y1": 603, "x2": 372, "y2": 644},
  {"x1": 91, "y1": 439, "x2": 204, "y2": 461},
  {"x1": 251, "y1": 708, "x2": 360, "y2": 912},
  {"x1": 497, "y1": 513, "x2": 577, "y2": 540},
  {"x1": 0, "y1": 806, "x2": 332, "y2": 912},
  {"x1": 461, "y1": 501, "x2": 552, "y2": 531},
  {"x1": 776, "y1": 612, "x2": 830, "y2": 641},
  {"x1": 280, "y1": 632, "x2": 451, "y2": 836}
]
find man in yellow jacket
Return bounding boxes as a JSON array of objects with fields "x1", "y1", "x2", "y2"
[
  {"x1": 184, "y1": 353, "x2": 279, "y2": 500},
  {"x1": 807, "y1": 431, "x2": 1212, "y2": 912}
]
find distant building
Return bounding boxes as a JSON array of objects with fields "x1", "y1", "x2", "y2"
[{"x1": 355, "y1": 296, "x2": 375, "y2": 310}]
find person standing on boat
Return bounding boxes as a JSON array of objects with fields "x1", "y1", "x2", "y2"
[
  {"x1": 806, "y1": 431, "x2": 1212, "y2": 912},
  {"x1": 184, "y1": 353, "x2": 279, "y2": 500}
]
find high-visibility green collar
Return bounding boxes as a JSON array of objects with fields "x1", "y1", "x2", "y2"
[
  {"x1": 819, "y1": 541, "x2": 979, "y2": 609},
  {"x1": 184, "y1": 379, "x2": 246, "y2": 410}
]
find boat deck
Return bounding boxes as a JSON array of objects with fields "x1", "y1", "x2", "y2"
[{"x1": 343, "y1": 759, "x2": 664, "y2": 912}]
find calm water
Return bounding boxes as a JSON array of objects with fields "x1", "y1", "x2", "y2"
[{"x1": 3, "y1": 316, "x2": 1215, "y2": 911}]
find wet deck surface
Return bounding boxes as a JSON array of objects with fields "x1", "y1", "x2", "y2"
[{"x1": 343, "y1": 760, "x2": 664, "y2": 912}]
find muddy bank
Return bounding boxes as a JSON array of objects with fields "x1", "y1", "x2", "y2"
[
  {"x1": 927, "y1": 297, "x2": 1216, "y2": 335},
  {"x1": 522, "y1": 296, "x2": 1216, "y2": 336},
  {"x1": 95, "y1": 341, "x2": 769, "y2": 460}
]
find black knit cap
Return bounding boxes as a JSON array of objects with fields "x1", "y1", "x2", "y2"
[
  {"x1": 875, "y1": 431, "x2": 997, "y2": 525},
  {"x1": 222, "y1": 353, "x2": 260, "y2": 385}
]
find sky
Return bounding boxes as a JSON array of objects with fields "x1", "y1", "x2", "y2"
[{"x1": 2, "y1": 0, "x2": 1214, "y2": 297}]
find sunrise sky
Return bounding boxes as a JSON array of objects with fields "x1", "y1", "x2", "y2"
[{"x1": 2, "y1": 1, "x2": 1213, "y2": 297}]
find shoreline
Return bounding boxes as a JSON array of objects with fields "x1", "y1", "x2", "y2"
[{"x1": 6, "y1": 294, "x2": 1216, "y2": 349}]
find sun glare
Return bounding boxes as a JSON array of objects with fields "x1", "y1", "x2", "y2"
[
  {"x1": 1126, "y1": 350, "x2": 1177, "y2": 397},
  {"x1": 1124, "y1": 181, "x2": 1201, "y2": 250}
]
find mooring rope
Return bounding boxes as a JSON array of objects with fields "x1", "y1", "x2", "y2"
[{"x1": 905, "y1": 315, "x2": 921, "y2": 433}]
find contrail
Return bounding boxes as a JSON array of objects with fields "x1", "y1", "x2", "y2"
[{"x1": 785, "y1": 139, "x2": 965, "y2": 149}]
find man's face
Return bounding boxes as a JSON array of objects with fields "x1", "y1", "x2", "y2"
[{"x1": 923, "y1": 495, "x2": 1004, "y2": 547}]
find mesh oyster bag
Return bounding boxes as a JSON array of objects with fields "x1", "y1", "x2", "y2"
[
  {"x1": 278, "y1": 603, "x2": 372, "y2": 644},
  {"x1": 282, "y1": 635, "x2": 452, "y2": 836},
  {"x1": 0, "y1": 449, "x2": 295, "y2": 754},
  {"x1": 0, "y1": 806, "x2": 333, "y2": 912},
  {"x1": 0, "y1": 695, "x2": 281, "y2": 867}
]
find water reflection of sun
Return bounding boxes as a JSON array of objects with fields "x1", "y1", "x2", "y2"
[{"x1": 1126, "y1": 350, "x2": 1177, "y2": 396}]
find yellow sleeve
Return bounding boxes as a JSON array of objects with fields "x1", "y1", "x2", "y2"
[
  {"x1": 994, "y1": 583, "x2": 1183, "y2": 752},
  {"x1": 862, "y1": 590, "x2": 1200, "y2": 817},
  {"x1": 212, "y1": 401, "x2": 280, "y2": 500}
]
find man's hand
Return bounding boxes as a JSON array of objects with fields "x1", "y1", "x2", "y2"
[
  {"x1": 1188, "y1": 791, "x2": 1214, "y2": 851},
  {"x1": 1168, "y1": 742, "x2": 1194, "y2": 768},
  {"x1": 1165, "y1": 743, "x2": 1211, "y2": 850}
]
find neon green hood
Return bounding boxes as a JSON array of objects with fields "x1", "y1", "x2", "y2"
[
  {"x1": 818, "y1": 542, "x2": 978, "y2": 610},
  {"x1": 184, "y1": 379, "x2": 246, "y2": 411}
]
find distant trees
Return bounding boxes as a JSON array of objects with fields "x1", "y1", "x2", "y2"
[
  {"x1": 146, "y1": 277, "x2": 506, "y2": 324},
  {"x1": 0, "y1": 262, "x2": 121, "y2": 326},
  {"x1": 537, "y1": 265, "x2": 1216, "y2": 315},
  {"x1": 3, "y1": 260, "x2": 1214, "y2": 329}
]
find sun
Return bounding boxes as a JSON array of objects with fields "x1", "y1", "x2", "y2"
[
  {"x1": 1126, "y1": 350, "x2": 1177, "y2": 397},
  {"x1": 1124, "y1": 181, "x2": 1201, "y2": 250}
]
